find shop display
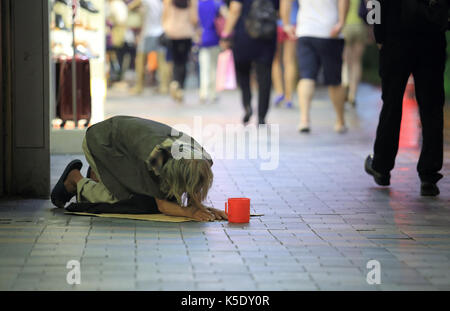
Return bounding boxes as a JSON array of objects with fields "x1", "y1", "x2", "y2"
[{"x1": 50, "y1": 0, "x2": 105, "y2": 129}]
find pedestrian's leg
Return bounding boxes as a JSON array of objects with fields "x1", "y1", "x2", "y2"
[
  {"x1": 170, "y1": 39, "x2": 189, "y2": 101},
  {"x1": 256, "y1": 62, "x2": 273, "y2": 124},
  {"x1": 209, "y1": 46, "x2": 220, "y2": 101},
  {"x1": 272, "y1": 41, "x2": 284, "y2": 104},
  {"x1": 234, "y1": 59, "x2": 252, "y2": 124},
  {"x1": 157, "y1": 50, "x2": 170, "y2": 94},
  {"x1": 296, "y1": 38, "x2": 320, "y2": 131},
  {"x1": 178, "y1": 39, "x2": 192, "y2": 89},
  {"x1": 198, "y1": 47, "x2": 210, "y2": 102},
  {"x1": 372, "y1": 43, "x2": 412, "y2": 175},
  {"x1": 283, "y1": 39, "x2": 297, "y2": 104},
  {"x1": 170, "y1": 40, "x2": 182, "y2": 96},
  {"x1": 413, "y1": 36, "x2": 446, "y2": 184},
  {"x1": 342, "y1": 42, "x2": 351, "y2": 90},
  {"x1": 130, "y1": 51, "x2": 146, "y2": 94},
  {"x1": 297, "y1": 79, "x2": 315, "y2": 129},
  {"x1": 328, "y1": 84, "x2": 347, "y2": 131},
  {"x1": 348, "y1": 41, "x2": 365, "y2": 105},
  {"x1": 321, "y1": 38, "x2": 346, "y2": 131},
  {"x1": 171, "y1": 40, "x2": 183, "y2": 86}
]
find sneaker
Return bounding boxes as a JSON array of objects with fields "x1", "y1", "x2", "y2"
[
  {"x1": 243, "y1": 106, "x2": 253, "y2": 125},
  {"x1": 273, "y1": 94, "x2": 284, "y2": 107},
  {"x1": 420, "y1": 182, "x2": 440, "y2": 196},
  {"x1": 298, "y1": 122, "x2": 310, "y2": 134},
  {"x1": 169, "y1": 81, "x2": 179, "y2": 100},
  {"x1": 364, "y1": 155, "x2": 390, "y2": 186},
  {"x1": 175, "y1": 89, "x2": 184, "y2": 103},
  {"x1": 285, "y1": 101, "x2": 293, "y2": 109},
  {"x1": 334, "y1": 123, "x2": 348, "y2": 134}
]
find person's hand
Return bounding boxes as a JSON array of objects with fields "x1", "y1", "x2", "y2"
[
  {"x1": 189, "y1": 206, "x2": 216, "y2": 222},
  {"x1": 219, "y1": 38, "x2": 231, "y2": 50},
  {"x1": 283, "y1": 24, "x2": 296, "y2": 40},
  {"x1": 194, "y1": 28, "x2": 202, "y2": 45},
  {"x1": 330, "y1": 22, "x2": 344, "y2": 38},
  {"x1": 205, "y1": 207, "x2": 228, "y2": 221},
  {"x1": 377, "y1": 43, "x2": 383, "y2": 50}
]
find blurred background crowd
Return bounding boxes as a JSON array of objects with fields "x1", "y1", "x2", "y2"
[{"x1": 102, "y1": 0, "x2": 450, "y2": 127}]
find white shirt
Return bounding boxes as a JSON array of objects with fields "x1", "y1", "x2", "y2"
[
  {"x1": 143, "y1": 0, "x2": 163, "y2": 37},
  {"x1": 296, "y1": 0, "x2": 341, "y2": 39}
]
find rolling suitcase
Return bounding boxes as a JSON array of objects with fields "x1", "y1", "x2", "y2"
[{"x1": 56, "y1": 56, "x2": 92, "y2": 126}]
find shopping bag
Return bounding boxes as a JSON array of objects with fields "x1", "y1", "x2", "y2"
[{"x1": 216, "y1": 49, "x2": 237, "y2": 91}]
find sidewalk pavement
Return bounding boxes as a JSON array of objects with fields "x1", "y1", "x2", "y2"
[{"x1": 0, "y1": 84, "x2": 449, "y2": 291}]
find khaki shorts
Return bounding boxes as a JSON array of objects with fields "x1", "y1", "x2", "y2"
[
  {"x1": 76, "y1": 137, "x2": 119, "y2": 204},
  {"x1": 343, "y1": 24, "x2": 368, "y2": 46}
]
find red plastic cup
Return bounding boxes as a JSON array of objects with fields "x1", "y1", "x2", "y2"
[{"x1": 225, "y1": 198, "x2": 250, "y2": 223}]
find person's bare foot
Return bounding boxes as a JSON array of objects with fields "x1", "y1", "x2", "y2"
[
  {"x1": 63, "y1": 169, "x2": 83, "y2": 194},
  {"x1": 334, "y1": 122, "x2": 348, "y2": 134}
]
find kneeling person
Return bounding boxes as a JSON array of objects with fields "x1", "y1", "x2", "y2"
[{"x1": 51, "y1": 116, "x2": 227, "y2": 221}]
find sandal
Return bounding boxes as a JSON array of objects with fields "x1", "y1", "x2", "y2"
[{"x1": 50, "y1": 159, "x2": 83, "y2": 208}]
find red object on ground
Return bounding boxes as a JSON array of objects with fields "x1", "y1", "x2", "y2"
[
  {"x1": 225, "y1": 198, "x2": 250, "y2": 223},
  {"x1": 399, "y1": 76, "x2": 420, "y2": 149}
]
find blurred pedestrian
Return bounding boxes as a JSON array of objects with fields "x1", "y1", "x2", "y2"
[
  {"x1": 198, "y1": 0, "x2": 227, "y2": 104},
  {"x1": 365, "y1": 0, "x2": 449, "y2": 196},
  {"x1": 163, "y1": 0, "x2": 199, "y2": 102},
  {"x1": 129, "y1": 0, "x2": 165, "y2": 95},
  {"x1": 282, "y1": 0, "x2": 350, "y2": 133},
  {"x1": 221, "y1": 0, "x2": 279, "y2": 125},
  {"x1": 106, "y1": 0, "x2": 129, "y2": 83},
  {"x1": 272, "y1": 0, "x2": 298, "y2": 109},
  {"x1": 342, "y1": 0, "x2": 369, "y2": 107}
]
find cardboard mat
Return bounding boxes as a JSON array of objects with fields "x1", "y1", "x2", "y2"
[
  {"x1": 65, "y1": 212, "x2": 265, "y2": 223},
  {"x1": 65, "y1": 212, "x2": 195, "y2": 222}
]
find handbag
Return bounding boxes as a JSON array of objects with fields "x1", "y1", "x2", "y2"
[{"x1": 216, "y1": 49, "x2": 237, "y2": 91}]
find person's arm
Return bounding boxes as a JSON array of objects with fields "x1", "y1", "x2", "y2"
[
  {"x1": 162, "y1": 0, "x2": 171, "y2": 26},
  {"x1": 221, "y1": 0, "x2": 242, "y2": 38},
  {"x1": 280, "y1": 0, "x2": 295, "y2": 39},
  {"x1": 330, "y1": 0, "x2": 350, "y2": 38},
  {"x1": 219, "y1": 0, "x2": 242, "y2": 49},
  {"x1": 190, "y1": 0, "x2": 199, "y2": 27},
  {"x1": 156, "y1": 198, "x2": 217, "y2": 221}
]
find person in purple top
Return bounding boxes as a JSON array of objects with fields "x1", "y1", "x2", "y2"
[{"x1": 198, "y1": 0, "x2": 226, "y2": 103}]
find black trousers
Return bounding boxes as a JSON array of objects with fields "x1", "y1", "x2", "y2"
[
  {"x1": 234, "y1": 60, "x2": 272, "y2": 123},
  {"x1": 170, "y1": 39, "x2": 192, "y2": 89},
  {"x1": 373, "y1": 34, "x2": 447, "y2": 183}
]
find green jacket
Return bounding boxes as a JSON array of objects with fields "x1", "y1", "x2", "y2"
[{"x1": 85, "y1": 116, "x2": 212, "y2": 201}]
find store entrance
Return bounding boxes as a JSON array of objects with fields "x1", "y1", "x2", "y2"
[{"x1": 49, "y1": 0, "x2": 105, "y2": 154}]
